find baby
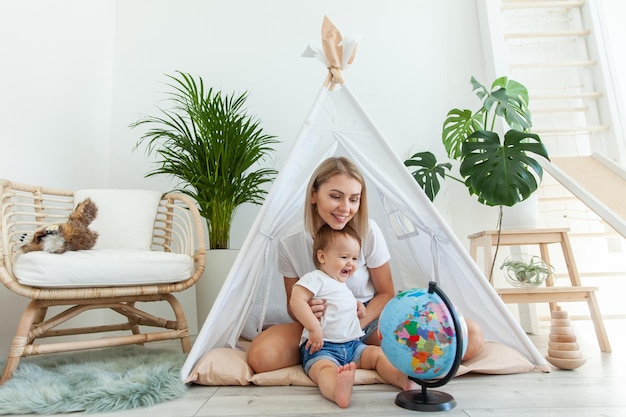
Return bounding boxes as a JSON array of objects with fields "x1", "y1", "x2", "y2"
[{"x1": 289, "y1": 224, "x2": 417, "y2": 408}]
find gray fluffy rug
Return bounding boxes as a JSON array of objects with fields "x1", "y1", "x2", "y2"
[{"x1": 0, "y1": 345, "x2": 188, "y2": 414}]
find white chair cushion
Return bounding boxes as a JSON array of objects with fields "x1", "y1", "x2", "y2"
[
  {"x1": 74, "y1": 189, "x2": 162, "y2": 250},
  {"x1": 14, "y1": 249, "x2": 194, "y2": 288}
]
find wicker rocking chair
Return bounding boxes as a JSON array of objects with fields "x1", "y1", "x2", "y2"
[{"x1": 0, "y1": 180, "x2": 206, "y2": 384}]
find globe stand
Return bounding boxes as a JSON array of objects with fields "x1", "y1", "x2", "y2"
[
  {"x1": 393, "y1": 282, "x2": 464, "y2": 412},
  {"x1": 395, "y1": 381, "x2": 457, "y2": 412}
]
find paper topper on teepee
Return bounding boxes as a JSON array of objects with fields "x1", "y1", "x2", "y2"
[{"x1": 301, "y1": 16, "x2": 360, "y2": 90}]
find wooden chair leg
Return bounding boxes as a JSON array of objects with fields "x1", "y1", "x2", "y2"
[
  {"x1": 1, "y1": 301, "x2": 41, "y2": 385},
  {"x1": 125, "y1": 302, "x2": 142, "y2": 335},
  {"x1": 33, "y1": 306, "x2": 48, "y2": 326},
  {"x1": 162, "y1": 294, "x2": 191, "y2": 353}
]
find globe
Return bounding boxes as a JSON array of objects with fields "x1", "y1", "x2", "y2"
[{"x1": 378, "y1": 285, "x2": 467, "y2": 381}]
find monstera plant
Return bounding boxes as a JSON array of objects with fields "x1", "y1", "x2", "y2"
[
  {"x1": 405, "y1": 76, "x2": 550, "y2": 279},
  {"x1": 406, "y1": 76, "x2": 549, "y2": 206}
]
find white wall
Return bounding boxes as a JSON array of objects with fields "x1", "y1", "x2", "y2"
[
  {"x1": 598, "y1": 0, "x2": 626, "y2": 162},
  {"x1": 0, "y1": 0, "x2": 115, "y2": 188},
  {"x1": 0, "y1": 0, "x2": 488, "y2": 357},
  {"x1": 108, "y1": 0, "x2": 489, "y2": 247},
  {"x1": 0, "y1": 0, "x2": 117, "y2": 359}
]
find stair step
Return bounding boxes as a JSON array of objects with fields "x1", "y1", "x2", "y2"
[
  {"x1": 505, "y1": 29, "x2": 590, "y2": 39},
  {"x1": 533, "y1": 125, "x2": 609, "y2": 135},
  {"x1": 510, "y1": 60, "x2": 596, "y2": 70},
  {"x1": 531, "y1": 92, "x2": 603, "y2": 100},
  {"x1": 531, "y1": 106, "x2": 588, "y2": 113},
  {"x1": 501, "y1": 1, "x2": 584, "y2": 11}
]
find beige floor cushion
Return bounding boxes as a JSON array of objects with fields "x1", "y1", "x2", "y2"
[{"x1": 185, "y1": 341, "x2": 539, "y2": 386}]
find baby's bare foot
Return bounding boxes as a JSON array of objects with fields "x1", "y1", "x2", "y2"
[
  {"x1": 403, "y1": 377, "x2": 419, "y2": 391},
  {"x1": 335, "y1": 362, "x2": 356, "y2": 408}
]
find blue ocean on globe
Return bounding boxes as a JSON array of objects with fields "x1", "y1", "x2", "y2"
[{"x1": 378, "y1": 288, "x2": 467, "y2": 380}]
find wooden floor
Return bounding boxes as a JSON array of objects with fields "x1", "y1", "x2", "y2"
[{"x1": 12, "y1": 318, "x2": 626, "y2": 417}]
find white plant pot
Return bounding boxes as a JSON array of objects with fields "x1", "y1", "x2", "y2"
[
  {"x1": 195, "y1": 249, "x2": 239, "y2": 329},
  {"x1": 501, "y1": 193, "x2": 539, "y2": 229}
]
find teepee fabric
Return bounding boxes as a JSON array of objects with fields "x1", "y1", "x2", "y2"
[{"x1": 181, "y1": 17, "x2": 547, "y2": 381}]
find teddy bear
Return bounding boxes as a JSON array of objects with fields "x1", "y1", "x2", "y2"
[{"x1": 19, "y1": 198, "x2": 99, "y2": 254}]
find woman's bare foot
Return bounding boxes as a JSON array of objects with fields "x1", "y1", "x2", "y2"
[{"x1": 335, "y1": 362, "x2": 356, "y2": 408}]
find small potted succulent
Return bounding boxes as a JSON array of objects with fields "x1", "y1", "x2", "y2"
[{"x1": 500, "y1": 254, "x2": 554, "y2": 287}]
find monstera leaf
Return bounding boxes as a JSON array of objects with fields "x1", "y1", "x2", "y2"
[
  {"x1": 442, "y1": 109, "x2": 484, "y2": 160},
  {"x1": 460, "y1": 129, "x2": 549, "y2": 206},
  {"x1": 471, "y1": 76, "x2": 531, "y2": 132},
  {"x1": 442, "y1": 77, "x2": 531, "y2": 162},
  {"x1": 404, "y1": 151, "x2": 454, "y2": 202}
]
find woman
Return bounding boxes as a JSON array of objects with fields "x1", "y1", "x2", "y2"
[
  {"x1": 248, "y1": 157, "x2": 394, "y2": 373},
  {"x1": 247, "y1": 156, "x2": 483, "y2": 373}
]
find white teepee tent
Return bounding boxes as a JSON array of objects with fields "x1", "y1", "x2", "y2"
[{"x1": 181, "y1": 17, "x2": 548, "y2": 381}]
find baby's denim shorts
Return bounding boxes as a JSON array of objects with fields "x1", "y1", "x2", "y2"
[
  {"x1": 360, "y1": 318, "x2": 379, "y2": 343},
  {"x1": 301, "y1": 339, "x2": 367, "y2": 375}
]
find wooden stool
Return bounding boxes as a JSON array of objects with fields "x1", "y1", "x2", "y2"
[
  {"x1": 468, "y1": 228, "x2": 611, "y2": 353},
  {"x1": 497, "y1": 287, "x2": 611, "y2": 353},
  {"x1": 468, "y1": 228, "x2": 581, "y2": 288}
]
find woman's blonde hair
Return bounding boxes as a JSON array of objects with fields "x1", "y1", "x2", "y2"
[{"x1": 304, "y1": 156, "x2": 368, "y2": 238}]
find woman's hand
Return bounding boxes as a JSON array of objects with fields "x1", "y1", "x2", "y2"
[
  {"x1": 308, "y1": 298, "x2": 327, "y2": 320},
  {"x1": 285, "y1": 277, "x2": 326, "y2": 321},
  {"x1": 359, "y1": 262, "x2": 395, "y2": 332},
  {"x1": 356, "y1": 301, "x2": 366, "y2": 319}
]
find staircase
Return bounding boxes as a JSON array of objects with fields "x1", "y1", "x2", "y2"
[{"x1": 477, "y1": 0, "x2": 626, "y2": 319}]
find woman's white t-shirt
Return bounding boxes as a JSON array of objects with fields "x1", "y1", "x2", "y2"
[
  {"x1": 294, "y1": 269, "x2": 365, "y2": 345},
  {"x1": 278, "y1": 219, "x2": 390, "y2": 303}
]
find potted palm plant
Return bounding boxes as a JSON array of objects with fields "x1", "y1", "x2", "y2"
[
  {"x1": 405, "y1": 76, "x2": 550, "y2": 279},
  {"x1": 131, "y1": 71, "x2": 278, "y2": 249},
  {"x1": 131, "y1": 71, "x2": 279, "y2": 324}
]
